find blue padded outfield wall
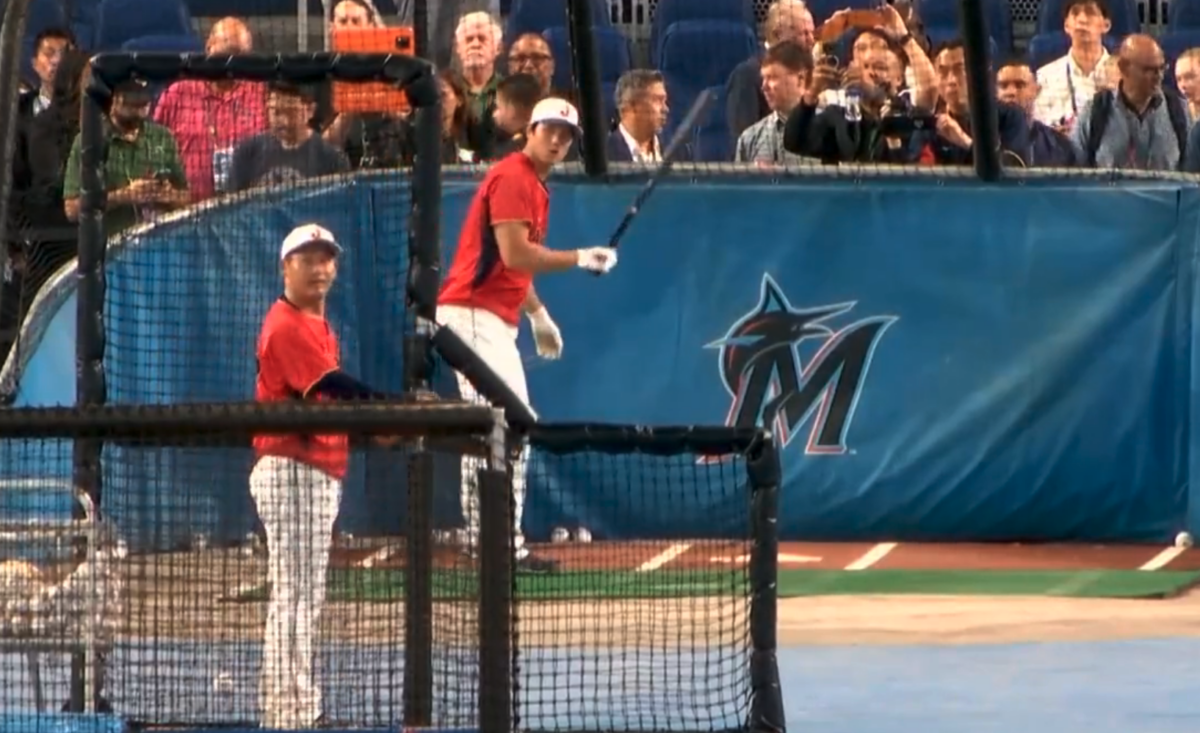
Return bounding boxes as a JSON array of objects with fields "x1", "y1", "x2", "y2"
[{"x1": 6, "y1": 170, "x2": 1200, "y2": 548}]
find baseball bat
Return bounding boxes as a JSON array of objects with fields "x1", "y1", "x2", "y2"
[{"x1": 603, "y1": 87, "x2": 717, "y2": 252}]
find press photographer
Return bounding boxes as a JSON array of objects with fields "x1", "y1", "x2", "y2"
[{"x1": 782, "y1": 40, "x2": 931, "y2": 163}]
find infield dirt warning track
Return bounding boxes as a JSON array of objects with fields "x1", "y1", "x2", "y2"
[{"x1": 333, "y1": 539, "x2": 1200, "y2": 573}]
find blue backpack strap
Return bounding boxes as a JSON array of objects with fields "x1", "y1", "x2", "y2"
[{"x1": 1163, "y1": 90, "x2": 1189, "y2": 170}]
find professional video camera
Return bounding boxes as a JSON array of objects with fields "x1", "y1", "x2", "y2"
[{"x1": 870, "y1": 88, "x2": 934, "y2": 136}]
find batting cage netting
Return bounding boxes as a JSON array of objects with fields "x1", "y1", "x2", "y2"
[{"x1": 0, "y1": 403, "x2": 782, "y2": 732}]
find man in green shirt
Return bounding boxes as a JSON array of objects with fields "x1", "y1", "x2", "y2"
[{"x1": 63, "y1": 79, "x2": 189, "y2": 237}]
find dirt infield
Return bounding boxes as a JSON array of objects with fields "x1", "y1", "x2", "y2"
[
  {"x1": 332, "y1": 537, "x2": 1200, "y2": 572},
  {"x1": 109, "y1": 538, "x2": 1200, "y2": 645}
]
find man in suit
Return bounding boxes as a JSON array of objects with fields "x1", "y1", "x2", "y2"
[{"x1": 606, "y1": 69, "x2": 692, "y2": 164}]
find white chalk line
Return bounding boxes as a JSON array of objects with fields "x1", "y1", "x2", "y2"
[
  {"x1": 844, "y1": 542, "x2": 898, "y2": 571},
  {"x1": 636, "y1": 543, "x2": 692, "y2": 572}
]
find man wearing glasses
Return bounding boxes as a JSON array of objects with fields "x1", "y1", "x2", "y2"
[{"x1": 1072, "y1": 34, "x2": 1190, "y2": 171}]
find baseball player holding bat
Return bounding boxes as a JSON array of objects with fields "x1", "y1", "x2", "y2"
[
  {"x1": 251, "y1": 224, "x2": 391, "y2": 729},
  {"x1": 437, "y1": 98, "x2": 618, "y2": 573}
]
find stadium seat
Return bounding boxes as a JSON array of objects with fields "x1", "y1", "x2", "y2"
[
  {"x1": 1036, "y1": 0, "x2": 1139, "y2": 37},
  {"x1": 915, "y1": 0, "x2": 1014, "y2": 54},
  {"x1": 923, "y1": 28, "x2": 999, "y2": 59},
  {"x1": 804, "y1": 0, "x2": 877, "y2": 24},
  {"x1": 94, "y1": 0, "x2": 193, "y2": 51},
  {"x1": 121, "y1": 34, "x2": 204, "y2": 53},
  {"x1": 650, "y1": 0, "x2": 755, "y2": 66},
  {"x1": 506, "y1": 0, "x2": 610, "y2": 39},
  {"x1": 19, "y1": 0, "x2": 67, "y2": 85},
  {"x1": 662, "y1": 81, "x2": 727, "y2": 161},
  {"x1": 1160, "y1": 29, "x2": 1200, "y2": 59},
  {"x1": 542, "y1": 25, "x2": 631, "y2": 90},
  {"x1": 1026, "y1": 31, "x2": 1119, "y2": 71},
  {"x1": 655, "y1": 19, "x2": 759, "y2": 85},
  {"x1": 1170, "y1": 0, "x2": 1200, "y2": 30},
  {"x1": 181, "y1": 0, "x2": 398, "y2": 16},
  {"x1": 693, "y1": 126, "x2": 732, "y2": 162},
  {"x1": 1158, "y1": 30, "x2": 1200, "y2": 88}
]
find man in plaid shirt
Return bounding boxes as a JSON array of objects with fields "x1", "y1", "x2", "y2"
[{"x1": 735, "y1": 41, "x2": 816, "y2": 165}]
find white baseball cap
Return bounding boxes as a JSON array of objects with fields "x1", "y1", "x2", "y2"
[
  {"x1": 529, "y1": 97, "x2": 581, "y2": 133},
  {"x1": 280, "y1": 224, "x2": 342, "y2": 261}
]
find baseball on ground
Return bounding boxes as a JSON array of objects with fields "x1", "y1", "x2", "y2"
[
  {"x1": 574, "y1": 527, "x2": 593, "y2": 544},
  {"x1": 1175, "y1": 531, "x2": 1193, "y2": 549},
  {"x1": 550, "y1": 527, "x2": 570, "y2": 543}
]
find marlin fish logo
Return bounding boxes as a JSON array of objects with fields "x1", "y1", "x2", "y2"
[{"x1": 706, "y1": 275, "x2": 897, "y2": 455}]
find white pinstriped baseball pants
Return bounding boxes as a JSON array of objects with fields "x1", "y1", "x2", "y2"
[
  {"x1": 249, "y1": 455, "x2": 342, "y2": 729},
  {"x1": 437, "y1": 304, "x2": 531, "y2": 559}
]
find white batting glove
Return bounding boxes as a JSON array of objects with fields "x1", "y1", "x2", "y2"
[
  {"x1": 576, "y1": 246, "x2": 618, "y2": 274},
  {"x1": 527, "y1": 307, "x2": 563, "y2": 360}
]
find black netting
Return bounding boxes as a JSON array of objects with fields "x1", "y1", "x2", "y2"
[{"x1": 0, "y1": 401, "x2": 501, "y2": 728}]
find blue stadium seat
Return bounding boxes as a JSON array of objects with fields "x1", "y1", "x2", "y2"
[
  {"x1": 661, "y1": 82, "x2": 727, "y2": 161},
  {"x1": 94, "y1": 0, "x2": 193, "y2": 51},
  {"x1": 650, "y1": 0, "x2": 755, "y2": 67},
  {"x1": 923, "y1": 28, "x2": 999, "y2": 59},
  {"x1": 1158, "y1": 30, "x2": 1200, "y2": 89},
  {"x1": 804, "y1": 0, "x2": 877, "y2": 24},
  {"x1": 655, "y1": 19, "x2": 758, "y2": 86},
  {"x1": 1036, "y1": 0, "x2": 1139, "y2": 37},
  {"x1": 506, "y1": 0, "x2": 610, "y2": 39},
  {"x1": 1160, "y1": 29, "x2": 1200, "y2": 59},
  {"x1": 1169, "y1": 0, "x2": 1200, "y2": 30},
  {"x1": 121, "y1": 34, "x2": 204, "y2": 53},
  {"x1": 182, "y1": 0, "x2": 399, "y2": 16},
  {"x1": 1026, "y1": 31, "x2": 1119, "y2": 71},
  {"x1": 543, "y1": 25, "x2": 631, "y2": 90},
  {"x1": 916, "y1": 0, "x2": 1014, "y2": 54},
  {"x1": 693, "y1": 126, "x2": 731, "y2": 162}
]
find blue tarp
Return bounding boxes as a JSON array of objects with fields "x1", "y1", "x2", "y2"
[{"x1": 7, "y1": 172, "x2": 1200, "y2": 545}]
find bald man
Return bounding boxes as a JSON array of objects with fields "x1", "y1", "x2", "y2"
[
  {"x1": 1072, "y1": 34, "x2": 1189, "y2": 171},
  {"x1": 154, "y1": 18, "x2": 267, "y2": 199}
]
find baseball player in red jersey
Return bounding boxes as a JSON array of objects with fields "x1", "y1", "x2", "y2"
[
  {"x1": 438, "y1": 98, "x2": 618, "y2": 573},
  {"x1": 252, "y1": 223, "x2": 389, "y2": 729}
]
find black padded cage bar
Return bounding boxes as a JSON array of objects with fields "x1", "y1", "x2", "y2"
[
  {"x1": 0, "y1": 399, "x2": 505, "y2": 726},
  {"x1": 73, "y1": 51, "x2": 442, "y2": 715},
  {"x1": 476, "y1": 424, "x2": 785, "y2": 733}
]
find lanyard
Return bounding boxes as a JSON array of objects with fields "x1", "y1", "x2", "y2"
[{"x1": 1065, "y1": 63, "x2": 1079, "y2": 116}]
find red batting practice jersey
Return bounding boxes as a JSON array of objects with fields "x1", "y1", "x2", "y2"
[
  {"x1": 438, "y1": 152, "x2": 550, "y2": 325},
  {"x1": 253, "y1": 297, "x2": 349, "y2": 479}
]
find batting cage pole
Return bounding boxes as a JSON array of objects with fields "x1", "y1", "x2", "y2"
[
  {"x1": 403, "y1": 42, "x2": 444, "y2": 725},
  {"x1": 959, "y1": 0, "x2": 1001, "y2": 181},
  {"x1": 748, "y1": 433, "x2": 785, "y2": 733},
  {"x1": 75, "y1": 49, "x2": 441, "y2": 719},
  {"x1": 74, "y1": 56, "x2": 109, "y2": 716}
]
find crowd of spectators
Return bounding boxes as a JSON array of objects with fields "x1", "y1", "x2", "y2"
[{"x1": 2, "y1": 0, "x2": 1200, "y2": 368}]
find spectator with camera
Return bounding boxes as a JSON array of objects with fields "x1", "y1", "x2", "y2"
[
  {"x1": 781, "y1": 40, "x2": 925, "y2": 164},
  {"x1": 926, "y1": 41, "x2": 1030, "y2": 166},
  {"x1": 996, "y1": 60, "x2": 1077, "y2": 166},
  {"x1": 813, "y1": 5, "x2": 937, "y2": 111}
]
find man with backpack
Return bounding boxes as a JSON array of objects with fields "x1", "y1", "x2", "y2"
[{"x1": 1072, "y1": 34, "x2": 1190, "y2": 171}]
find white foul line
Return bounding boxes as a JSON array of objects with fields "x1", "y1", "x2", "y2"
[
  {"x1": 844, "y1": 542, "x2": 898, "y2": 571},
  {"x1": 1139, "y1": 546, "x2": 1186, "y2": 571},
  {"x1": 637, "y1": 543, "x2": 691, "y2": 572}
]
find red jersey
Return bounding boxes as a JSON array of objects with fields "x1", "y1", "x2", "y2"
[
  {"x1": 253, "y1": 298, "x2": 349, "y2": 479},
  {"x1": 439, "y1": 152, "x2": 549, "y2": 325}
]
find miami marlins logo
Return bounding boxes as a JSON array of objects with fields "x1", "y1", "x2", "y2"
[{"x1": 705, "y1": 275, "x2": 897, "y2": 455}]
